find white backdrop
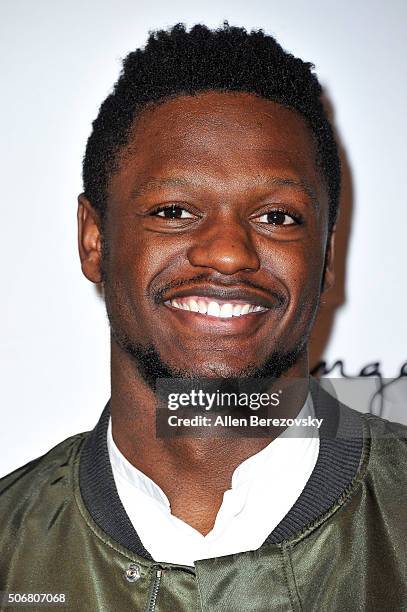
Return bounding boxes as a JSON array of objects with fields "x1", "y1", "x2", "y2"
[{"x1": 1, "y1": 0, "x2": 406, "y2": 476}]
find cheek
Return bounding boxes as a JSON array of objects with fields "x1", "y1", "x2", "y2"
[
  {"x1": 261, "y1": 237, "x2": 324, "y2": 288},
  {"x1": 259, "y1": 238, "x2": 325, "y2": 329},
  {"x1": 106, "y1": 219, "x2": 184, "y2": 308},
  {"x1": 288, "y1": 249, "x2": 325, "y2": 331}
]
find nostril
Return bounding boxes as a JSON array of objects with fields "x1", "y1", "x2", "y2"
[{"x1": 187, "y1": 237, "x2": 260, "y2": 275}]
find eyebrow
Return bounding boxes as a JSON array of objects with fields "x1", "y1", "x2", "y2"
[
  {"x1": 131, "y1": 177, "x2": 192, "y2": 198},
  {"x1": 131, "y1": 175, "x2": 319, "y2": 211},
  {"x1": 259, "y1": 177, "x2": 319, "y2": 210}
]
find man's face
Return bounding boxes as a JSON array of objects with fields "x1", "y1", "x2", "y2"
[{"x1": 81, "y1": 92, "x2": 334, "y2": 380}]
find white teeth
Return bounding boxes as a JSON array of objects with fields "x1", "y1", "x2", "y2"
[
  {"x1": 169, "y1": 298, "x2": 267, "y2": 318},
  {"x1": 232, "y1": 304, "x2": 242, "y2": 317},
  {"x1": 220, "y1": 303, "x2": 233, "y2": 318},
  {"x1": 198, "y1": 300, "x2": 207, "y2": 314},
  {"x1": 189, "y1": 299, "x2": 199, "y2": 312},
  {"x1": 207, "y1": 301, "x2": 220, "y2": 317}
]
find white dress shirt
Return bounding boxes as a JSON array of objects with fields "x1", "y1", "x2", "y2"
[{"x1": 107, "y1": 395, "x2": 319, "y2": 567}]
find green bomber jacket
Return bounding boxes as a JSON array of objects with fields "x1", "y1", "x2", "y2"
[{"x1": 0, "y1": 381, "x2": 406, "y2": 612}]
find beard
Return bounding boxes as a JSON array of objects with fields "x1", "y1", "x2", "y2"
[{"x1": 109, "y1": 320, "x2": 306, "y2": 391}]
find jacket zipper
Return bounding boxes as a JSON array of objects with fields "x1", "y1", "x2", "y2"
[{"x1": 145, "y1": 567, "x2": 162, "y2": 612}]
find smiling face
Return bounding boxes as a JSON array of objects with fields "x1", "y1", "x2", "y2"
[{"x1": 79, "y1": 91, "x2": 335, "y2": 381}]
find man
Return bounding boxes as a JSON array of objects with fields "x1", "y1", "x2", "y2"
[{"x1": 0, "y1": 23, "x2": 406, "y2": 611}]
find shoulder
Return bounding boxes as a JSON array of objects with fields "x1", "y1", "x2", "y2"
[
  {"x1": 360, "y1": 410, "x2": 407, "y2": 453},
  {"x1": 356, "y1": 411, "x2": 407, "y2": 489},
  {"x1": 313, "y1": 378, "x2": 407, "y2": 490},
  {"x1": 362, "y1": 411, "x2": 407, "y2": 440},
  {"x1": 0, "y1": 432, "x2": 95, "y2": 588},
  {"x1": 313, "y1": 377, "x2": 407, "y2": 464},
  {"x1": 0, "y1": 432, "x2": 88, "y2": 520}
]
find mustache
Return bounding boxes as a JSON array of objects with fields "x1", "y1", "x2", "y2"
[{"x1": 152, "y1": 273, "x2": 286, "y2": 306}]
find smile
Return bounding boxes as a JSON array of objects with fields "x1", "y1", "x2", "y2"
[{"x1": 164, "y1": 296, "x2": 269, "y2": 319}]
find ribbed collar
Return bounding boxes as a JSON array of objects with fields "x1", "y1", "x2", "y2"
[{"x1": 79, "y1": 378, "x2": 364, "y2": 561}]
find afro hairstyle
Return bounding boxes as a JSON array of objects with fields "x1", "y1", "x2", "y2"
[{"x1": 82, "y1": 22, "x2": 340, "y2": 233}]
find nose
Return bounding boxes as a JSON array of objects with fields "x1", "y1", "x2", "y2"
[{"x1": 187, "y1": 220, "x2": 260, "y2": 275}]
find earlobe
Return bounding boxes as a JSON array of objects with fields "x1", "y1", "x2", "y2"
[
  {"x1": 322, "y1": 226, "x2": 336, "y2": 293},
  {"x1": 77, "y1": 194, "x2": 103, "y2": 283}
]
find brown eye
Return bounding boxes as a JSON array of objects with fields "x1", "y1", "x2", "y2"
[
  {"x1": 154, "y1": 205, "x2": 194, "y2": 219},
  {"x1": 256, "y1": 210, "x2": 297, "y2": 225}
]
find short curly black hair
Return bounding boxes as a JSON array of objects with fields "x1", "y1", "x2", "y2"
[{"x1": 83, "y1": 22, "x2": 340, "y2": 233}]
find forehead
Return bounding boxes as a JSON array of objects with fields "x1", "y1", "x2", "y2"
[{"x1": 109, "y1": 91, "x2": 326, "y2": 204}]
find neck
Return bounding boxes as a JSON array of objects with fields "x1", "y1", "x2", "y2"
[{"x1": 109, "y1": 339, "x2": 310, "y2": 534}]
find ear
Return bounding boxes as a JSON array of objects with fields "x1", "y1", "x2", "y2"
[
  {"x1": 77, "y1": 194, "x2": 103, "y2": 283},
  {"x1": 322, "y1": 225, "x2": 336, "y2": 293}
]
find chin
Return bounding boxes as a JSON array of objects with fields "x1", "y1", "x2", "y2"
[
  {"x1": 112, "y1": 329, "x2": 304, "y2": 388},
  {"x1": 178, "y1": 361, "x2": 253, "y2": 379}
]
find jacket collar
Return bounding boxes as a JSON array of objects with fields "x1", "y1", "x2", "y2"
[{"x1": 79, "y1": 378, "x2": 364, "y2": 560}]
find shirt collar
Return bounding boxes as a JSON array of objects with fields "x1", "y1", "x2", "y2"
[{"x1": 107, "y1": 393, "x2": 317, "y2": 505}]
